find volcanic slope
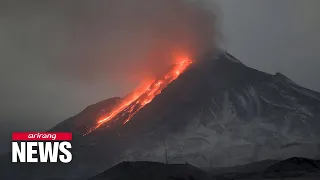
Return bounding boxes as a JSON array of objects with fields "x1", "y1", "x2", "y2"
[
  {"x1": 4, "y1": 51, "x2": 320, "y2": 180},
  {"x1": 53, "y1": 51, "x2": 320, "y2": 178}
]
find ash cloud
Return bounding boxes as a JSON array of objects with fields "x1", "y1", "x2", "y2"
[{"x1": 59, "y1": 0, "x2": 218, "y2": 83}]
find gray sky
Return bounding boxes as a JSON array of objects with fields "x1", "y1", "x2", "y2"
[
  {"x1": 0, "y1": 0, "x2": 319, "y2": 145},
  {"x1": 218, "y1": 0, "x2": 320, "y2": 91}
]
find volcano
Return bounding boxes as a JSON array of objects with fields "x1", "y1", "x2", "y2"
[{"x1": 3, "y1": 51, "x2": 320, "y2": 180}]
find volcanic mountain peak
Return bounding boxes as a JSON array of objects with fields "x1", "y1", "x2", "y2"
[{"x1": 40, "y1": 51, "x2": 320, "y2": 180}]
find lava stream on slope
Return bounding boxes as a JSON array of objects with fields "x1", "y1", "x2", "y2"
[{"x1": 84, "y1": 55, "x2": 193, "y2": 135}]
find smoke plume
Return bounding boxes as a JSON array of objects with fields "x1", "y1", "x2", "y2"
[{"x1": 60, "y1": 0, "x2": 218, "y2": 85}]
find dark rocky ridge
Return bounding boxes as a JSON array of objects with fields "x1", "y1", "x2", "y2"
[
  {"x1": 87, "y1": 157, "x2": 320, "y2": 180},
  {"x1": 88, "y1": 161, "x2": 213, "y2": 180}
]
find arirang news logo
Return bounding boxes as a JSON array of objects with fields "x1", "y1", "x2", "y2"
[{"x1": 12, "y1": 132, "x2": 72, "y2": 163}]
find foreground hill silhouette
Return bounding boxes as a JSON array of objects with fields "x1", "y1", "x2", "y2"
[
  {"x1": 213, "y1": 157, "x2": 320, "y2": 180},
  {"x1": 87, "y1": 157, "x2": 320, "y2": 180},
  {"x1": 1, "y1": 51, "x2": 320, "y2": 180},
  {"x1": 88, "y1": 161, "x2": 214, "y2": 180}
]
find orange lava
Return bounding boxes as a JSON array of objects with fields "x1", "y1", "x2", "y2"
[{"x1": 85, "y1": 55, "x2": 192, "y2": 135}]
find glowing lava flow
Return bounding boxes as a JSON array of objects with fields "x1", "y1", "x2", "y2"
[{"x1": 85, "y1": 56, "x2": 192, "y2": 135}]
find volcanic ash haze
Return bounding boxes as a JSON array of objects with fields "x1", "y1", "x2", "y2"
[
  {"x1": 63, "y1": 0, "x2": 218, "y2": 84},
  {"x1": 62, "y1": 0, "x2": 219, "y2": 134}
]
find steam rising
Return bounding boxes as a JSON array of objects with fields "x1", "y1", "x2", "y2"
[{"x1": 63, "y1": 0, "x2": 218, "y2": 84}]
